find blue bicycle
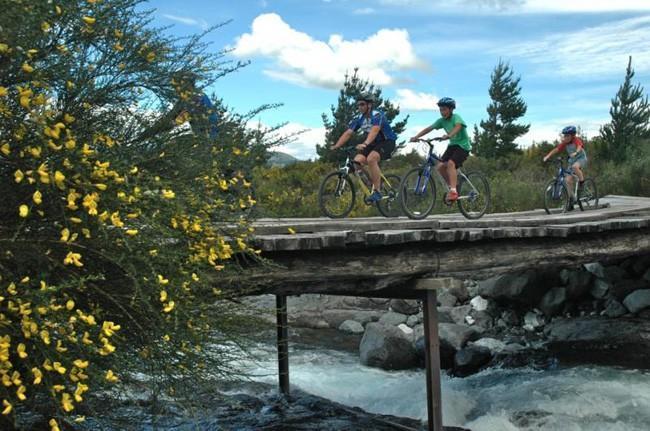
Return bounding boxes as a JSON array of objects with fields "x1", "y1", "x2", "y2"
[
  {"x1": 543, "y1": 157, "x2": 598, "y2": 214},
  {"x1": 399, "y1": 138, "x2": 491, "y2": 219}
]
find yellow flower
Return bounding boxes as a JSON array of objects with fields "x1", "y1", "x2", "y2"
[
  {"x1": 66, "y1": 300, "x2": 75, "y2": 310},
  {"x1": 149, "y1": 249, "x2": 158, "y2": 256},
  {"x1": 17, "y1": 343, "x2": 27, "y2": 359},
  {"x1": 102, "y1": 321, "x2": 121, "y2": 337},
  {"x1": 82, "y1": 16, "x2": 96, "y2": 25},
  {"x1": 113, "y1": 42, "x2": 124, "y2": 52},
  {"x1": 2, "y1": 400, "x2": 12, "y2": 415},
  {"x1": 19, "y1": 204, "x2": 29, "y2": 217},
  {"x1": 16, "y1": 385, "x2": 26, "y2": 401},
  {"x1": 125, "y1": 229, "x2": 138, "y2": 236},
  {"x1": 41, "y1": 21, "x2": 51, "y2": 32},
  {"x1": 55, "y1": 5, "x2": 62, "y2": 15},
  {"x1": 49, "y1": 418, "x2": 61, "y2": 431},
  {"x1": 159, "y1": 290, "x2": 168, "y2": 302},
  {"x1": 105, "y1": 370, "x2": 119, "y2": 383},
  {"x1": 146, "y1": 52, "x2": 156, "y2": 62},
  {"x1": 53, "y1": 362, "x2": 66, "y2": 374},
  {"x1": 32, "y1": 368, "x2": 43, "y2": 384},
  {"x1": 63, "y1": 252, "x2": 83, "y2": 267},
  {"x1": 64, "y1": 113, "x2": 75, "y2": 124},
  {"x1": 61, "y1": 392, "x2": 74, "y2": 412},
  {"x1": 73, "y1": 359, "x2": 88, "y2": 369},
  {"x1": 33, "y1": 190, "x2": 42, "y2": 205},
  {"x1": 54, "y1": 171, "x2": 66, "y2": 189},
  {"x1": 1, "y1": 143, "x2": 10, "y2": 155},
  {"x1": 161, "y1": 189, "x2": 175, "y2": 199},
  {"x1": 60, "y1": 228, "x2": 70, "y2": 242},
  {"x1": 65, "y1": 139, "x2": 76, "y2": 149},
  {"x1": 129, "y1": 166, "x2": 138, "y2": 174},
  {"x1": 191, "y1": 273, "x2": 200, "y2": 282},
  {"x1": 157, "y1": 274, "x2": 169, "y2": 285},
  {"x1": 22, "y1": 63, "x2": 34, "y2": 73},
  {"x1": 163, "y1": 301, "x2": 175, "y2": 313},
  {"x1": 0, "y1": 43, "x2": 9, "y2": 53},
  {"x1": 288, "y1": 227, "x2": 296, "y2": 234},
  {"x1": 0, "y1": 87, "x2": 7, "y2": 97}
]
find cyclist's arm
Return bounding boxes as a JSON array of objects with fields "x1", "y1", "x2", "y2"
[
  {"x1": 410, "y1": 125, "x2": 434, "y2": 142},
  {"x1": 543, "y1": 147, "x2": 559, "y2": 162},
  {"x1": 331, "y1": 129, "x2": 354, "y2": 149},
  {"x1": 443, "y1": 123, "x2": 463, "y2": 140}
]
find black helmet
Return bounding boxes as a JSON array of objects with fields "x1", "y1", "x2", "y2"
[
  {"x1": 437, "y1": 97, "x2": 456, "y2": 109},
  {"x1": 561, "y1": 125, "x2": 577, "y2": 135},
  {"x1": 356, "y1": 92, "x2": 375, "y2": 104}
]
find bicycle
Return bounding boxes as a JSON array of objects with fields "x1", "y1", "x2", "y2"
[
  {"x1": 399, "y1": 138, "x2": 491, "y2": 220},
  {"x1": 318, "y1": 146, "x2": 401, "y2": 218},
  {"x1": 543, "y1": 157, "x2": 598, "y2": 214}
]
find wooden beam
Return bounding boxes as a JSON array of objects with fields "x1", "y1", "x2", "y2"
[
  {"x1": 422, "y1": 290, "x2": 443, "y2": 431},
  {"x1": 276, "y1": 295, "x2": 290, "y2": 396},
  {"x1": 414, "y1": 277, "x2": 462, "y2": 291}
]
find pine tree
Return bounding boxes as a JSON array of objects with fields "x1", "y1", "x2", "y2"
[
  {"x1": 600, "y1": 56, "x2": 650, "y2": 162},
  {"x1": 474, "y1": 60, "x2": 529, "y2": 158},
  {"x1": 316, "y1": 69, "x2": 408, "y2": 162}
]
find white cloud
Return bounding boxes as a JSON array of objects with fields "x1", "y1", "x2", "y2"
[
  {"x1": 162, "y1": 14, "x2": 208, "y2": 30},
  {"x1": 376, "y1": 0, "x2": 650, "y2": 13},
  {"x1": 521, "y1": 0, "x2": 650, "y2": 13},
  {"x1": 501, "y1": 15, "x2": 650, "y2": 77},
  {"x1": 395, "y1": 89, "x2": 438, "y2": 111},
  {"x1": 232, "y1": 13, "x2": 425, "y2": 89},
  {"x1": 518, "y1": 118, "x2": 606, "y2": 147},
  {"x1": 274, "y1": 123, "x2": 326, "y2": 160}
]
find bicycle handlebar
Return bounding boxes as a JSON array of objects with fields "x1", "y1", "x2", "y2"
[{"x1": 413, "y1": 137, "x2": 447, "y2": 145}]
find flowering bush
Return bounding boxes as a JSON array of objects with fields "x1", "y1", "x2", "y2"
[{"x1": 0, "y1": 1, "x2": 274, "y2": 428}]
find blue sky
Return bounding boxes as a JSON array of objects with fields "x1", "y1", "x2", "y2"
[{"x1": 145, "y1": 0, "x2": 650, "y2": 159}]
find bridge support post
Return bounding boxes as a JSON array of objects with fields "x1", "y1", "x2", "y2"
[
  {"x1": 416, "y1": 278, "x2": 459, "y2": 431},
  {"x1": 276, "y1": 294, "x2": 290, "y2": 396}
]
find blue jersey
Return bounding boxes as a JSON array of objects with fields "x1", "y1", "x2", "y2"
[
  {"x1": 188, "y1": 93, "x2": 218, "y2": 139},
  {"x1": 348, "y1": 110, "x2": 397, "y2": 142}
]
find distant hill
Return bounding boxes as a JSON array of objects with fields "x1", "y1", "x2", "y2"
[{"x1": 267, "y1": 151, "x2": 299, "y2": 167}]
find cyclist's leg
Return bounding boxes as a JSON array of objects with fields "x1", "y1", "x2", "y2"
[{"x1": 367, "y1": 150, "x2": 382, "y2": 191}]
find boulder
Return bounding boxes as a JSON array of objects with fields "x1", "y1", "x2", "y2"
[
  {"x1": 406, "y1": 314, "x2": 422, "y2": 327},
  {"x1": 338, "y1": 320, "x2": 364, "y2": 334},
  {"x1": 378, "y1": 311, "x2": 408, "y2": 326},
  {"x1": 389, "y1": 299, "x2": 420, "y2": 315},
  {"x1": 453, "y1": 345, "x2": 492, "y2": 377},
  {"x1": 602, "y1": 265, "x2": 629, "y2": 283},
  {"x1": 564, "y1": 270, "x2": 592, "y2": 299},
  {"x1": 623, "y1": 289, "x2": 650, "y2": 314},
  {"x1": 523, "y1": 311, "x2": 544, "y2": 331},
  {"x1": 438, "y1": 323, "x2": 479, "y2": 350},
  {"x1": 590, "y1": 278, "x2": 610, "y2": 299},
  {"x1": 360, "y1": 323, "x2": 418, "y2": 370},
  {"x1": 444, "y1": 283, "x2": 470, "y2": 303},
  {"x1": 470, "y1": 337, "x2": 507, "y2": 353},
  {"x1": 397, "y1": 323, "x2": 414, "y2": 339},
  {"x1": 478, "y1": 270, "x2": 549, "y2": 305},
  {"x1": 539, "y1": 287, "x2": 567, "y2": 317},
  {"x1": 468, "y1": 310, "x2": 493, "y2": 332},
  {"x1": 322, "y1": 309, "x2": 383, "y2": 328},
  {"x1": 602, "y1": 299, "x2": 628, "y2": 318},
  {"x1": 610, "y1": 279, "x2": 650, "y2": 301},
  {"x1": 414, "y1": 336, "x2": 455, "y2": 370},
  {"x1": 470, "y1": 296, "x2": 489, "y2": 311},
  {"x1": 583, "y1": 262, "x2": 605, "y2": 278},
  {"x1": 437, "y1": 290, "x2": 458, "y2": 307}
]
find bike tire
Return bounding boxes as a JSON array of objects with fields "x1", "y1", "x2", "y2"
[
  {"x1": 577, "y1": 178, "x2": 598, "y2": 211},
  {"x1": 318, "y1": 171, "x2": 356, "y2": 218},
  {"x1": 399, "y1": 167, "x2": 436, "y2": 220},
  {"x1": 457, "y1": 171, "x2": 491, "y2": 219},
  {"x1": 376, "y1": 174, "x2": 402, "y2": 218},
  {"x1": 543, "y1": 179, "x2": 569, "y2": 214}
]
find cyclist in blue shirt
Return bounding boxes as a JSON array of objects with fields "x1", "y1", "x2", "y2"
[{"x1": 330, "y1": 93, "x2": 397, "y2": 203}]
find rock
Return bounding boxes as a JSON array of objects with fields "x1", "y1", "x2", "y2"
[
  {"x1": 397, "y1": 323, "x2": 414, "y2": 338},
  {"x1": 470, "y1": 337, "x2": 507, "y2": 353},
  {"x1": 406, "y1": 314, "x2": 422, "y2": 327},
  {"x1": 445, "y1": 283, "x2": 470, "y2": 303},
  {"x1": 439, "y1": 323, "x2": 479, "y2": 350},
  {"x1": 644, "y1": 269, "x2": 650, "y2": 283},
  {"x1": 470, "y1": 295, "x2": 489, "y2": 311},
  {"x1": 443, "y1": 305, "x2": 472, "y2": 326},
  {"x1": 623, "y1": 289, "x2": 650, "y2": 314},
  {"x1": 546, "y1": 317, "x2": 650, "y2": 368},
  {"x1": 463, "y1": 279, "x2": 480, "y2": 298},
  {"x1": 414, "y1": 336, "x2": 456, "y2": 370},
  {"x1": 359, "y1": 323, "x2": 418, "y2": 370},
  {"x1": 638, "y1": 309, "x2": 650, "y2": 319},
  {"x1": 378, "y1": 311, "x2": 408, "y2": 326},
  {"x1": 523, "y1": 311, "x2": 544, "y2": 331},
  {"x1": 453, "y1": 345, "x2": 492, "y2": 377},
  {"x1": 321, "y1": 309, "x2": 383, "y2": 328},
  {"x1": 584, "y1": 262, "x2": 605, "y2": 278},
  {"x1": 464, "y1": 315, "x2": 475, "y2": 325},
  {"x1": 293, "y1": 313, "x2": 330, "y2": 329},
  {"x1": 564, "y1": 270, "x2": 592, "y2": 299},
  {"x1": 468, "y1": 310, "x2": 494, "y2": 332},
  {"x1": 539, "y1": 287, "x2": 567, "y2": 317},
  {"x1": 590, "y1": 278, "x2": 610, "y2": 299},
  {"x1": 601, "y1": 298, "x2": 627, "y2": 317},
  {"x1": 437, "y1": 290, "x2": 458, "y2": 307},
  {"x1": 610, "y1": 279, "x2": 650, "y2": 301},
  {"x1": 478, "y1": 270, "x2": 549, "y2": 305},
  {"x1": 630, "y1": 254, "x2": 650, "y2": 276},
  {"x1": 389, "y1": 299, "x2": 420, "y2": 315},
  {"x1": 501, "y1": 309, "x2": 520, "y2": 326},
  {"x1": 338, "y1": 320, "x2": 364, "y2": 334}
]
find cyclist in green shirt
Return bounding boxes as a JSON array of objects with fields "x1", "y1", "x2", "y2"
[{"x1": 410, "y1": 97, "x2": 470, "y2": 201}]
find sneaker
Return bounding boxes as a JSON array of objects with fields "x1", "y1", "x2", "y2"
[
  {"x1": 446, "y1": 190, "x2": 459, "y2": 201},
  {"x1": 365, "y1": 190, "x2": 383, "y2": 204},
  {"x1": 567, "y1": 197, "x2": 575, "y2": 212}
]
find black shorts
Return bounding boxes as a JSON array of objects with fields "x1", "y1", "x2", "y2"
[
  {"x1": 441, "y1": 146, "x2": 469, "y2": 168},
  {"x1": 358, "y1": 135, "x2": 396, "y2": 160}
]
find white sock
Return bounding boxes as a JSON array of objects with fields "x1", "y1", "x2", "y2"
[{"x1": 450, "y1": 187, "x2": 457, "y2": 192}]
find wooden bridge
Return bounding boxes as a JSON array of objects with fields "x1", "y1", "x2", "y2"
[{"x1": 231, "y1": 195, "x2": 650, "y2": 431}]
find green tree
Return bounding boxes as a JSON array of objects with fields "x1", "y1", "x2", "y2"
[
  {"x1": 0, "y1": 1, "x2": 278, "y2": 427},
  {"x1": 316, "y1": 69, "x2": 408, "y2": 163},
  {"x1": 600, "y1": 56, "x2": 650, "y2": 162},
  {"x1": 473, "y1": 60, "x2": 529, "y2": 159}
]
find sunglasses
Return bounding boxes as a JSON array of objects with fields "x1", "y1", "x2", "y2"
[{"x1": 357, "y1": 102, "x2": 367, "y2": 107}]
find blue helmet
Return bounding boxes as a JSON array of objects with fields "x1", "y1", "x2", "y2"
[
  {"x1": 561, "y1": 125, "x2": 577, "y2": 135},
  {"x1": 437, "y1": 97, "x2": 456, "y2": 109}
]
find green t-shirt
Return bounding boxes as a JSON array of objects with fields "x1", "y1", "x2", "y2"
[{"x1": 431, "y1": 113, "x2": 470, "y2": 151}]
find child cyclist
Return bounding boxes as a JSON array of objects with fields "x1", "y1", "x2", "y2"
[
  {"x1": 543, "y1": 125, "x2": 587, "y2": 210},
  {"x1": 409, "y1": 97, "x2": 470, "y2": 201}
]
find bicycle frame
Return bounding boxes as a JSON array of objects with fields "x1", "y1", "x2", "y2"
[
  {"x1": 414, "y1": 141, "x2": 478, "y2": 201},
  {"x1": 337, "y1": 150, "x2": 395, "y2": 198},
  {"x1": 551, "y1": 158, "x2": 580, "y2": 199}
]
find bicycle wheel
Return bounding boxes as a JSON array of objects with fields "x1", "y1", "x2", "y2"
[
  {"x1": 457, "y1": 171, "x2": 491, "y2": 219},
  {"x1": 543, "y1": 179, "x2": 569, "y2": 214},
  {"x1": 399, "y1": 167, "x2": 436, "y2": 220},
  {"x1": 376, "y1": 174, "x2": 402, "y2": 217},
  {"x1": 318, "y1": 171, "x2": 356, "y2": 218},
  {"x1": 577, "y1": 178, "x2": 598, "y2": 211}
]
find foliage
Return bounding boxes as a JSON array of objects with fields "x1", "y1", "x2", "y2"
[
  {"x1": 0, "y1": 0, "x2": 276, "y2": 428},
  {"x1": 473, "y1": 60, "x2": 529, "y2": 159},
  {"x1": 600, "y1": 56, "x2": 650, "y2": 162},
  {"x1": 315, "y1": 69, "x2": 408, "y2": 163}
]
